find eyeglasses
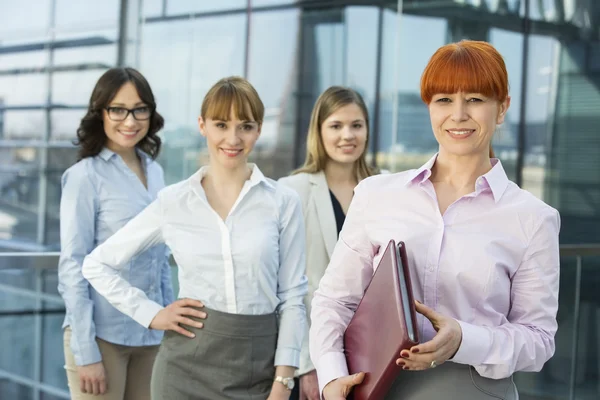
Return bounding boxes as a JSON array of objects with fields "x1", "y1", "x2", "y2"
[{"x1": 105, "y1": 106, "x2": 152, "y2": 121}]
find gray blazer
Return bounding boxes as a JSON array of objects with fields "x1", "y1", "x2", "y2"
[{"x1": 279, "y1": 171, "x2": 337, "y2": 375}]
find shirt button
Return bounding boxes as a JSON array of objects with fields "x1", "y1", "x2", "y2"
[{"x1": 428, "y1": 264, "x2": 435, "y2": 272}]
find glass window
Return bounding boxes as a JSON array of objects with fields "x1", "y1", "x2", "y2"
[
  {"x1": 143, "y1": 0, "x2": 164, "y2": 17},
  {"x1": 489, "y1": 28, "x2": 524, "y2": 182},
  {"x1": 51, "y1": 109, "x2": 84, "y2": 141},
  {"x1": 51, "y1": 70, "x2": 106, "y2": 107},
  {"x1": 377, "y1": 13, "x2": 447, "y2": 173},
  {"x1": 166, "y1": 0, "x2": 246, "y2": 15},
  {"x1": 292, "y1": 6, "x2": 379, "y2": 170},
  {"x1": 519, "y1": 34, "x2": 557, "y2": 198},
  {"x1": 52, "y1": 45, "x2": 116, "y2": 67},
  {"x1": 247, "y1": 8, "x2": 300, "y2": 177},
  {"x1": 0, "y1": 51, "x2": 47, "y2": 71},
  {"x1": 0, "y1": 148, "x2": 40, "y2": 244},
  {"x1": 1, "y1": 110, "x2": 47, "y2": 140},
  {"x1": 0, "y1": 74, "x2": 48, "y2": 106},
  {"x1": 54, "y1": 0, "x2": 119, "y2": 31},
  {"x1": 140, "y1": 14, "x2": 246, "y2": 183},
  {"x1": 0, "y1": 0, "x2": 51, "y2": 39},
  {"x1": 251, "y1": 0, "x2": 296, "y2": 6}
]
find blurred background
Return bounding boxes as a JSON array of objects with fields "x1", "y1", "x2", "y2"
[{"x1": 0, "y1": 0, "x2": 598, "y2": 399}]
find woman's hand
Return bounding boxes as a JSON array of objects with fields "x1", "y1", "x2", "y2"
[
  {"x1": 322, "y1": 372, "x2": 365, "y2": 399},
  {"x1": 299, "y1": 370, "x2": 320, "y2": 400},
  {"x1": 77, "y1": 361, "x2": 107, "y2": 395},
  {"x1": 267, "y1": 384, "x2": 292, "y2": 400},
  {"x1": 396, "y1": 300, "x2": 462, "y2": 370},
  {"x1": 149, "y1": 298, "x2": 206, "y2": 338}
]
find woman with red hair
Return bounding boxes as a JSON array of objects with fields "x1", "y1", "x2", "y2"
[{"x1": 309, "y1": 40, "x2": 560, "y2": 399}]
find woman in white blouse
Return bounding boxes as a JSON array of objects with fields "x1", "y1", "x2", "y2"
[
  {"x1": 279, "y1": 86, "x2": 376, "y2": 400},
  {"x1": 82, "y1": 76, "x2": 308, "y2": 400}
]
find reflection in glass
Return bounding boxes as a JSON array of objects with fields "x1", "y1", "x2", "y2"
[
  {"x1": 1, "y1": 110, "x2": 46, "y2": 140},
  {"x1": 141, "y1": 14, "x2": 246, "y2": 184},
  {"x1": 0, "y1": 0, "x2": 51, "y2": 38},
  {"x1": 52, "y1": 45, "x2": 116, "y2": 67},
  {"x1": 143, "y1": 0, "x2": 163, "y2": 17},
  {"x1": 378, "y1": 14, "x2": 446, "y2": 173},
  {"x1": 54, "y1": 0, "x2": 119, "y2": 31},
  {"x1": 0, "y1": 51, "x2": 47, "y2": 70},
  {"x1": 0, "y1": 74, "x2": 48, "y2": 106},
  {"x1": 0, "y1": 168, "x2": 40, "y2": 243},
  {"x1": 488, "y1": 27, "x2": 524, "y2": 182},
  {"x1": 51, "y1": 70, "x2": 106, "y2": 106},
  {"x1": 252, "y1": 0, "x2": 297, "y2": 7},
  {"x1": 247, "y1": 9, "x2": 300, "y2": 178},
  {"x1": 166, "y1": 0, "x2": 246, "y2": 15}
]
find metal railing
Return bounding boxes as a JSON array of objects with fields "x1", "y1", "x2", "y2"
[{"x1": 1, "y1": 246, "x2": 599, "y2": 400}]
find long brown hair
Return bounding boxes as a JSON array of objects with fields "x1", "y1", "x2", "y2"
[{"x1": 294, "y1": 86, "x2": 376, "y2": 180}]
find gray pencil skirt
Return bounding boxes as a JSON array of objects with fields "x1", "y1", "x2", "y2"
[
  {"x1": 151, "y1": 307, "x2": 277, "y2": 400},
  {"x1": 384, "y1": 362, "x2": 518, "y2": 400}
]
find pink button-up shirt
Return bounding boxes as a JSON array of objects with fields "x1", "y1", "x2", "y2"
[{"x1": 310, "y1": 155, "x2": 560, "y2": 393}]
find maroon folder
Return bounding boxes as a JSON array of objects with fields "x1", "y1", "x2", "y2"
[{"x1": 343, "y1": 240, "x2": 419, "y2": 400}]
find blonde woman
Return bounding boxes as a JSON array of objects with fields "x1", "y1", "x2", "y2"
[
  {"x1": 82, "y1": 76, "x2": 308, "y2": 400},
  {"x1": 279, "y1": 86, "x2": 376, "y2": 400}
]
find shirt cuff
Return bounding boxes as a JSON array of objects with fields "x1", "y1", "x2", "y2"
[
  {"x1": 297, "y1": 352, "x2": 315, "y2": 376},
  {"x1": 132, "y1": 300, "x2": 164, "y2": 329},
  {"x1": 275, "y1": 347, "x2": 300, "y2": 368},
  {"x1": 72, "y1": 341, "x2": 102, "y2": 366},
  {"x1": 451, "y1": 320, "x2": 492, "y2": 366},
  {"x1": 315, "y1": 351, "x2": 349, "y2": 396}
]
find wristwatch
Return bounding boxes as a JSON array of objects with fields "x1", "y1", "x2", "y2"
[{"x1": 274, "y1": 376, "x2": 295, "y2": 391}]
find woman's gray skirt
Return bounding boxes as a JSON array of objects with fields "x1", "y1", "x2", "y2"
[
  {"x1": 384, "y1": 362, "x2": 519, "y2": 400},
  {"x1": 151, "y1": 307, "x2": 277, "y2": 400}
]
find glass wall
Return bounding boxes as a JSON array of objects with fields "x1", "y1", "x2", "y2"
[{"x1": 1, "y1": 0, "x2": 599, "y2": 399}]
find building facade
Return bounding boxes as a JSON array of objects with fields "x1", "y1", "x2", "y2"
[{"x1": 0, "y1": 0, "x2": 598, "y2": 399}]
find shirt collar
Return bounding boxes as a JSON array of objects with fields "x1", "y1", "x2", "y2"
[
  {"x1": 98, "y1": 147, "x2": 152, "y2": 165},
  {"x1": 190, "y1": 163, "x2": 274, "y2": 191},
  {"x1": 98, "y1": 147, "x2": 116, "y2": 161},
  {"x1": 477, "y1": 158, "x2": 509, "y2": 203},
  {"x1": 406, "y1": 153, "x2": 437, "y2": 185},
  {"x1": 407, "y1": 153, "x2": 509, "y2": 203}
]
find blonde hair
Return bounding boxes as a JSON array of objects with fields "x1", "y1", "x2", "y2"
[
  {"x1": 201, "y1": 76, "x2": 264, "y2": 123},
  {"x1": 294, "y1": 86, "x2": 376, "y2": 180}
]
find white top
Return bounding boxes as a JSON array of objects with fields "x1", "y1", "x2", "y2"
[{"x1": 82, "y1": 164, "x2": 308, "y2": 367}]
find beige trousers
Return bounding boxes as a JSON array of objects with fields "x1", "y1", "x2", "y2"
[{"x1": 63, "y1": 327, "x2": 159, "y2": 400}]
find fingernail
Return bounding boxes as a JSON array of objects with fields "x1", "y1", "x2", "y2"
[
  {"x1": 396, "y1": 360, "x2": 405, "y2": 367},
  {"x1": 402, "y1": 366, "x2": 409, "y2": 370},
  {"x1": 401, "y1": 351, "x2": 409, "y2": 358},
  {"x1": 412, "y1": 348, "x2": 420, "y2": 354}
]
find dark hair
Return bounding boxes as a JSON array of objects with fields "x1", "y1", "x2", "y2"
[{"x1": 74, "y1": 67, "x2": 164, "y2": 160}]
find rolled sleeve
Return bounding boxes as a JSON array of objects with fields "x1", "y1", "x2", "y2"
[
  {"x1": 275, "y1": 190, "x2": 308, "y2": 368},
  {"x1": 57, "y1": 165, "x2": 102, "y2": 366}
]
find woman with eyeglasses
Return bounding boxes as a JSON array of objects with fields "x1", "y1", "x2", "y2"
[{"x1": 58, "y1": 67, "x2": 175, "y2": 400}]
